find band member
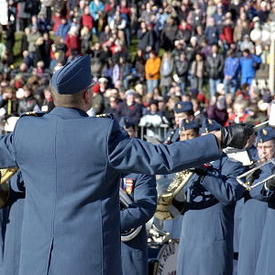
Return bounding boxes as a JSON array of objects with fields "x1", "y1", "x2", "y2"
[
  {"x1": 177, "y1": 119, "x2": 246, "y2": 275},
  {"x1": 120, "y1": 124, "x2": 157, "y2": 275},
  {"x1": 165, "y1": 101, "x2": 194, "y2": 144},
  {"x1": 0, "y1": 56, "x2": 252, "y2": 275},
  {"x1": 163, "y1": 110, "x2": 197, "y2": 239},
  {"x1": 0, "y1": 197, "x2": 7, "y2": 274},
  {"x1": 0, "y1": 118, "x2": 24, "y2": 275},
  {"x1": 2, "y1": 171, "x2": 25, "y2": 275},
  {"x1": 238, "y1": 126, "x2": 275, "y2": 275}
]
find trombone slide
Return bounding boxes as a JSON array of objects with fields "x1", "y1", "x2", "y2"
[{"x1": 236, "y1": 159, "x2": 275, "y2": 190}]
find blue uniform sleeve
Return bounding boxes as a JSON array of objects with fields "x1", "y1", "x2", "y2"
[
  {"x1": 120, "y1": 174, "x2": 157, "y2": 231},
  {"x1": 249, "y1": 164, "x2": 274, "y2": 201},
  {"x1": 8, "y1": 171, "x2": 25, "y2": 205},
  {"x1": 0, "y1": 133, "x2": 17, "y2": 168},
  {"x1": 200, "y1": 158, "x2": 246, "y2": 205},
  {"x1": 107, "y1": 120, "x2": 221, "y2": 175}
]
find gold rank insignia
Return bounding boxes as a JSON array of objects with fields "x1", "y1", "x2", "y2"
[{"x1": 263, "y1": 129, "x2": 268, "y2": 136}]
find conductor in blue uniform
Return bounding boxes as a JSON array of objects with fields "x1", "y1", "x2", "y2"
[{"x1": 0, "y1": 56, "x2": 252, "y2": 275}]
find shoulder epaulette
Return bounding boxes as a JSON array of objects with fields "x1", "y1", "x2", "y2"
[
  {"x1": 95, "y1": 113, "x2": 113, "y2": 119},
  {"x1": 21, "y1": 112, "x2": 45, "y2": 118}
]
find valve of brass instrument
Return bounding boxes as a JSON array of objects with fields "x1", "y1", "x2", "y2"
[{"x1": 0, "y1": 167, "x2": 18, "y2": 208}]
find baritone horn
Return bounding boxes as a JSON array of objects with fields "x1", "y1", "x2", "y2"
[
  {"x1": 236, "y1": 159, "x2": 275, "y2": 190},
  {"x1": 0, "y1": 167, "x2": 18, "y2": 208},
  {"x1": 154, "y1": 170, "x2": 194, "y2": 220}
]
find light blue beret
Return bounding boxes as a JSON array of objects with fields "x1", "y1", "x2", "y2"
[
  {"x1": 51, "y1": 56, "x2": 93, "y2": 94},
  {"x1": 200, "y1": 118, "x2": 221, "y2": 134},
  {"x1": 256, "y1": 126, "x2": 275, "y2": 144},
  {"x1": 174, "y1": 101, "x2": 193, "y2": 113}
]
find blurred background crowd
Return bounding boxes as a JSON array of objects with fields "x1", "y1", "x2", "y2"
[{"x1": 0, "y1": 0, "x2": 274, "y2": 140}]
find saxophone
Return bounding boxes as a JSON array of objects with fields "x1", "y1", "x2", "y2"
[
  {"x1": 0, "y1": 167, "x2": 18, "y2": 208},
  {"x1": 155, "y1": 170, "x2": 194, "y2": 220}
]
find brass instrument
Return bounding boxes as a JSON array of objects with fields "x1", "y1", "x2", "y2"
[
  {"x1": 236, "y1": 159, "x2": 275, "y2": 190},
  {"x1": 154, "y1": 170, "x2": 194, "y2": 220},
  {"x1": 120, "y1": 187, "x2": 142, "y2": 242},
  {"x1": 147, "y1": 218, "x2": 171, "y2": 245},
  {"x1": 0, "y1": 167, "x2": 18, "y2": 208}
]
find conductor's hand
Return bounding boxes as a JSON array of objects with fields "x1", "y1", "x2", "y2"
[{"x1": 214, "y1": 124, "x2": 254, "y2": 149}]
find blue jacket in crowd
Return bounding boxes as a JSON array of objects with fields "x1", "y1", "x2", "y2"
[
  {"x1": 224, "y1": 56, "x2": 240, "y2": 78},
  {"x1": 240, "y1": 54, "x2": 261, "y2": 84}
]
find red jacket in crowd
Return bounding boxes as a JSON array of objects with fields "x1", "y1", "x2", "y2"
[
  {"x1": 65, "y1": 34, "x2": 81, "y2": 56},
  {"x1": 81, "y1": 14, "x2": 94, "y2": 31}
]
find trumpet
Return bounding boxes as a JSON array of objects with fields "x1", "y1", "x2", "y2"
[
  {"x1": 236, "y1": 159, "x2": 275, "y2": 190},
  {"x1": 0, "y1": 167, "x2": 19, "y2": 208},
  {"x1": 120, "y1": 187, "x2": 142, "y2": 242}
]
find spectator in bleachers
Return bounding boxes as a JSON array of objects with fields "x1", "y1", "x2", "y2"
[
  {"x1": 206, "y1": 44, "x2": 225, "y2": 98},
  {"x1": 160, "y1": 52, "x2": 174, "y2": 96},
  {"x1": 90, "y1": 83, "x2": 105, "y2": 116},
  {"x1": 55, "y1": 18, "x2": 71, "y2": 40},
  {"x1": 205, "y1": 17, "x2": 220, "y2": 46},
  {"x1": 174, "y1": 52, "x2": 189, "y2": 95},
  {"x1": 207, "y1": 94, "x2": 228, "y2": 126},
  {"x1": 17, "y1": 85, "x2": 40, "y2": 115},
  {"x1": 240, "y1": 49, "x2": 261, "y2": 86},
  {"x1": 223, "y1": 49, "x2": 240, "y2": 96},
  {"x1": 145, "y1": 50, "x2": 161, "y2": 94},
  {"x1": 139, "y1": 99, "x2": 167, "y2": 141},
  {"x1": 89, "y1": 0, "x2": 105, "y2": 35},
  {"x1": 119, "y1": 89, "x2": 142, "y2": 127},
  {"x1": 81, "y1": 6, "x2": 94, "y2": 32},
  {"x1": 190, "y1": 53, "x2": 205, "y2": 92},
  {"x1": 65, "y1": 26, "x2": 81, "y2": 57}
]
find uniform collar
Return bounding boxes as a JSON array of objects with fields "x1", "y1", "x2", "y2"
[{"x1": 48, "y1": 107, "x2": 89, "y2": 119}]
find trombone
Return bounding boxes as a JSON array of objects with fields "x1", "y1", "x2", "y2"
[{"x1": 236, "y1": 159, "x2": 275, "y2": 191}]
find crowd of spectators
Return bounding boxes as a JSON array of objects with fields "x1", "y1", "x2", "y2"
[{"x1": 0, "y1": 0, "x2": 274, "y2": 140}]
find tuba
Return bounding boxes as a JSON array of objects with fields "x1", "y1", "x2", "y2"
[
  {"x1": 154, "y1": 170, "x2": 194, "y2": 220},
  {"x1": 0, "y1": 167, "x2": 18, "y2": 208},
  {"x1": 120, "y1": 187, "x2": 142, "y2": 242}
]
